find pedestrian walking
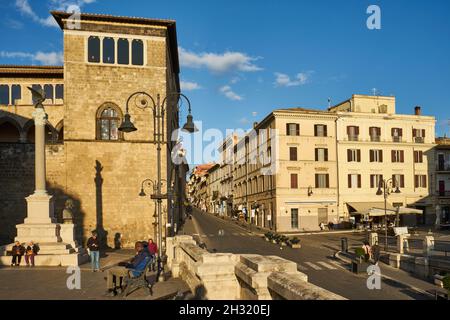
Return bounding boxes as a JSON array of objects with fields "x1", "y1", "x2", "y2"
[
  {"x1": 371, "y1": 242, "x2": 381, "y2": 265},
  {"x1": 25, "y1": 241, "x2": 39, "y2": 267},
  {"x1": 87, "y1": 231, "x2": 100, "y2": 272},
  {"x1": 11, "y1": 241, "x2": 25, "y2": 267},
  {"x1": 147, "y1": 238, "x2": 158, "y2": 271}
]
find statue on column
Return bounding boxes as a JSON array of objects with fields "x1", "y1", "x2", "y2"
[{"x1": 62, "y1": 199, "x2": 75, "y2": 224}]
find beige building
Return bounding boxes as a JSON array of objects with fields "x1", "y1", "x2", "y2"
[
  {"x1": 0, "y1": 11, "x2": 186, "y2": 247},
  {"x1": 232, "y1": 108, "x2": 338, "y2": 232},
  {"x1": 192, "y1": 94, "x2": 437, "y2": 233},
  {"x1": 434, "y1": 137, "x2": 450, "y2": 227},
  {"x1": 330, "y1": 95, "x2": 436, "y2": 226}
]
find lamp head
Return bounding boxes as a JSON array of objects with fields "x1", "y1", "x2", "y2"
[
  {"x1": 139, "y1": 188, "x2": 146, "y2": 197},
  {"x1": 118, "y1": 113, "x2": 137, "y2": 133},
  {"x1": 182, "y1": 114, "x2": 198, "y2": 133}
]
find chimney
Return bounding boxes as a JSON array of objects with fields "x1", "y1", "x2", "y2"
[
  {"x1": 415, "y1": 106, "x2": 421, "y2": 116},
  {"x1": 253, "y1": 122, "x2": 258, "y2": 128}
]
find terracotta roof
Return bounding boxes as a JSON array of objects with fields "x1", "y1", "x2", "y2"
[{"x1": 0, "y1": 65, "x2": 64, "y2": 78}]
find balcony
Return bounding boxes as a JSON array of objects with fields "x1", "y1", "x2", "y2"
[
  {"x1": 438, "y1": 191, "x2": 450, "y2": 198},
  {"x1": 437, "y1": 164, "x2": 450, "y2": 172},
  {"x1": 370, "y1": 135, "x2": 381, "y2": 142},
  {"x1": 392, "y1": 136, "x2": 403, "y2": 143},
  {"x1": 414, "y1": 137, "x2": 425, "y2": 143},
  {"x1": 348, "y1": 135, "x2": 359, "y2": 142}
]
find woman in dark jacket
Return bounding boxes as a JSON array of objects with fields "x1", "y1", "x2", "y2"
[{"x1": 11, "y1": 241, "x2": 25, "y2": 267}]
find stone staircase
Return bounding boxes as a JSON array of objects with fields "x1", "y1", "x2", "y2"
[{"x1": 0, "y1": 242, "x2": 89, "y2": 266}]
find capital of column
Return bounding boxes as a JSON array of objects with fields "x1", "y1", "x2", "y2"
[{"x1": 32, "y1": 108, "x2": 48, "y2": 126}]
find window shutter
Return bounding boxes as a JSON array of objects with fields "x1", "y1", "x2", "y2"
[
  {"x1": 314, "y1": 125, "x2": 318, "y2": 136},
  {"x1": 315, "y1": 148, "x2": 319, "y2": 161},
  {"x1": 296, "y1": 124, "x2": 300, "y2": 136},
  {"x1": 414, "y1": 175, "x2": 418, "y2": 188},
  {"x1": 326, "y1": 174, "x2": 329, "y2": 188},
  {"x1": 347, "y1": 126, "x2": 351, "y2": 135},
  {"x1": 391, "y1": 150, "x2": 395, "y2": 162},
  {"x1": 412, "y1": 129, "x2": 416, "y2": 137},
  {"x1": 380, "y1": 150, "x2": 383, "y2": 162},
  {"x1": 419, "y1": 151, "x2": 423, "y2": 162},
  {"x1": 357, "y1": 150, "x2": 361, "y2": 162},
  {"x1": 370, "y1": 175, "x2": 374, "y2": 188},
  {"x1": 399, "y1": 128, "x2": 403, "y2": 136},
  {"x1": 400, "y1": 175, "x2": 405, "y2": 188},
  {"x1": 400, "y1": 150, "x2": 404, "y2": 162},
  {"x1": 356, "y1": 126, "x2": 360, "y2": 135},
  {"x1": 324, "y1": 149, "x2": 328, "y2": 161},
  {"x1": 422, "y1": 129, "x2": 425, "y2": 138},
  {"x1": 348, "y1": 175, "x2": 352, "y2": 188},
  {"x1": 315, "y1": 174, "x2": 319, "y2": 188},
  {"x1": 370, "y1": 150, "x2": 374, "y2": 162},
  {"x1": 347, "y1": 149, "x2": 352, "y2": 162},
  {"x1": 414, "y1": 151, "x2": 417, "y2": 163},
  {"x1": 378, "y1": 127, "x2": 381, "y2": 135},
  {"x1": 286, "y1": 124, "x2": 290, "y2": 136},
  {"x1": 324, "y1": 125, "x2": 327, "y2": 137},
  {"x1": 423, "y1": 176, "x2": 427, "y2": 188},
  {"x1": 357, "y1": 175, "x2": 361, "y2": 188},
  {"x1": 391, "y1": 128, "x2": 395, "y2": 136}
]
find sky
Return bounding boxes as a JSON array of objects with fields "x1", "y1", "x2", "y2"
[{"x1": 1, "y1": 0, "x2": 449, "y2": 143}]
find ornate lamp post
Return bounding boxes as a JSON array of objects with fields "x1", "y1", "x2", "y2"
[
  {"x1": 376, "y1": 178, "x2": 401, "y2": 251},
  {"x1": 119, "y1": 91, "x2": 196, "y2": 281}
]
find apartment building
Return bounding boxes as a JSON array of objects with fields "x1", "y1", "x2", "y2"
[
  {"x1": 330, "y1": 95, "x2": 436, "y2": 226},
  {"x1": 232, "y1": 108, "x2": 338, "y2": 232},
  {"x1": 435, "y1": 137, "x2": 450, "y2": 226}
]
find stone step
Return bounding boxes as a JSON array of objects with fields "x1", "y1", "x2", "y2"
[
  {"x1": 0, "y1": 252, "x2": 89, "y2": 266},
  {"x1": 0, "y1": 242, "x2": 77, "y2": 256}
]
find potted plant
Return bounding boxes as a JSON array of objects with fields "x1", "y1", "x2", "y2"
[
  {"x1": 264, "y1": 232, "x2": 273, "y2": 242},
  {"x1": 352, "y1": 247, "x2": 370, "y2": 274},
  {"x1": 443, "y1": 274, "x2": 450, "y2": 300},
  {"x1": 289, "y1": 237, "x2": 301, "y2": 249},
  {"x1": 279, "y1": 235, "x2": 289, "y2": 246}
]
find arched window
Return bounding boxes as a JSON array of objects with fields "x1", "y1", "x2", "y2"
[
  {"x1": 0, "y1": 118, "x2": 21, "y2": 142},
  {"x1": 44, "y1": 84, "x2": 54, "y2": 102},
  {"x1": 88, "y1": 36, "x2": 100, "y2": 62},
  {"x1": 0, "y1": 85, "x2": 9, "y2": 105},
  {"x1": 11, "y1": 85, "x2": 21, "y2": 104},
  {"x1": 132, "y1": 39, "x2": 144, "y2": 65},
  {"x1": 103, "y1": 37, "x2": 115, "y2": 64},
  {"x1": 118, "y1": 38, "x2": 129, "y2": 65},
  {"x1": 96, "y1": 104, "x2": 122, "y2": 141},
  {"x1": 55, "y1": 84, "x2": 64, "y2": 99}
]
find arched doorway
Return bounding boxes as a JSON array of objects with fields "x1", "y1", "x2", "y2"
[
  {"x1": 0, "y1": 118, "x2": 21, "y2": 142},
  {"x1": 24, "y1": 120, "x2": 57, "y2": 143},
  {"x1": 55, "y1": 120, "x2": 64, "y2": 143}
]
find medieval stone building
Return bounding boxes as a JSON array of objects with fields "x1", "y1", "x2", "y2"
[{"x1": 0, "y1": 12, "x2": 187, "y2": 248}]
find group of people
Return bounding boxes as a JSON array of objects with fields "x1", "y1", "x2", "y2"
[
  {"x1": 319, "y1": 221, "x2": 335, "y2": 231},
  {"x1": 361, "y1": 240, "x2": 381, "y2": 265},
  {"x1": 10, "y1": 241, "x2": 39, "y2": 267}
]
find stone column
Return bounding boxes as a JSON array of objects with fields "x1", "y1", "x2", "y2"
[
  {"x1": 423, "y1": 236, "x2": 434, "y2": 257},
  {"x1": 23, "y1": 107, "x2": 55, "y2": 225}
]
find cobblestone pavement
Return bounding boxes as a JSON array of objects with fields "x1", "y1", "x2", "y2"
[{"x1": 0, "y1": 250, "x2": 189, "y2": 300}]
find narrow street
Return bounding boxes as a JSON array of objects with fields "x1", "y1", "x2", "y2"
[{"x1": 181, "y1": 208, "x2": 432, "y2": 300}]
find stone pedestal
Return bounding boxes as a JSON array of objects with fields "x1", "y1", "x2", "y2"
[{"x1": 23, "y1": 193, "x2": 56, "y2": 224}]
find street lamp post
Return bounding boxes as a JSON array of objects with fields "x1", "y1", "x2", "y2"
[
  {"x1": 119, "y1": 91, "x2": 197, "y2": 281},
  {"x1": 376, "y1": 178, "x2": 401, "y2": 251}
]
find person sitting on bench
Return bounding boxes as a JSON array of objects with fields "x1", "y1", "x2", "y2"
[{"x1": 105, "y1": 241, "x2": 149, "y2": 296}]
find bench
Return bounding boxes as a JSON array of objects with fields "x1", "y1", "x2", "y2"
[
  {"x1": 433, "y1": 287, "x2": 449, "y2": 300},
  {"x1": 121, "y1": 256, "x2": 154, "y2": 297}
]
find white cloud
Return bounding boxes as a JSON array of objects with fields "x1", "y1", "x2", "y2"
[
  {"x1": 252, "y1": 111, "x2": 258, "y2": 117},
  {"x1": 180, "y1": 81, "x2": 201, "y2": 91},
  {"x1": 179, "y1": 47, "x2": 262, "y2": 74},
  {"x1": 220, "y1": 85, "x2": 243, "y2": 101},
  {"x1": 238, "y1": 117, "x2": 249, "y2": 125},
  {"x1": 274, "y1": 72, "x2": 312, "y2": 87},
  {"x1": 0, "y1": 51, "x2": 63, "y2": 65}
]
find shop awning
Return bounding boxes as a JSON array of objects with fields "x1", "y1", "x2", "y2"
[{"x1": 347, "y1": 202, "x2": 423, "y2": 217}]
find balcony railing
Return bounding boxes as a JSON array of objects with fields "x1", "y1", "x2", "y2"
[
  {"x1": 392, "y1": 136, "x2": 403, "y2": 143},
  {"x1": 348, "y1": 135, "x2": 359, "y2": 141},
  {"x1": 437, "y1": 164, "x2": 450, "y2": 171},
  {"x1": 414, "y1": 137, "x2": 425, "y2": 143},
  {"x1": 370, "y1": 135, "x2": 381, "y2": 142},
  {"x1": 438, "y1": 191, "x2": 450, "y2": 197}
]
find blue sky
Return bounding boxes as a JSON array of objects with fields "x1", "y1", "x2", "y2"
[{"x1": 1, "y1": 0, "x2": 449, "y2": 138}]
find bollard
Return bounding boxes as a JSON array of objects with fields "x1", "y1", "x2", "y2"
[{"x1": 341, "y1": 237, "x2": 348, "y2": 252}]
